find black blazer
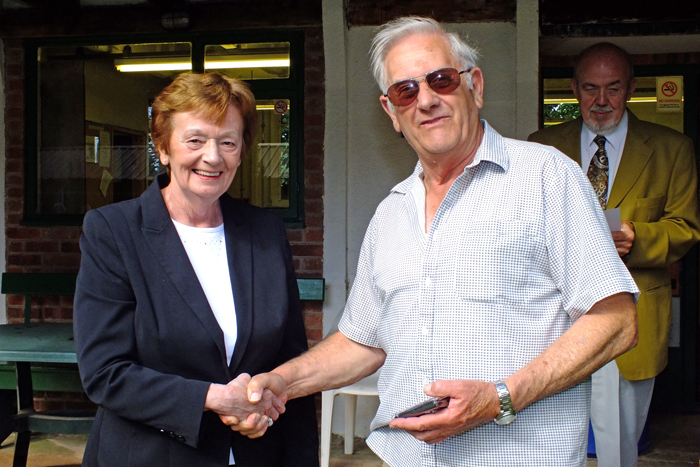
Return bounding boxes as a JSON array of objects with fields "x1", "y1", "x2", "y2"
[{"x1": 74, "y1": 173, "x2": 318, "y2": 467}]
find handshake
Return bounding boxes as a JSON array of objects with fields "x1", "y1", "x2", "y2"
[{"x1": 205, "y1": 371, "x2": 286, "y2": 439}]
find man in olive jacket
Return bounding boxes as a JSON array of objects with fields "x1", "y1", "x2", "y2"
[{"x1": 528, "y1": 43, "x2": 700, "y2": 467}]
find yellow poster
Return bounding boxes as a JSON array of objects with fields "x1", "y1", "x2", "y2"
[{"x1": 656, "y1": 76, "x2": 682, "y2": 113}]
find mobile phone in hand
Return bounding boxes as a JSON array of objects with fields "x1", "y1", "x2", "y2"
[{"x1": 394, "y1": 397, "x2": 450, "y2": 419}]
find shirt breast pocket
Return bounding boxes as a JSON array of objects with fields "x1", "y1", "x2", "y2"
[{"x1": 452, "y1": 220, "x2": 533, "y2": 303}]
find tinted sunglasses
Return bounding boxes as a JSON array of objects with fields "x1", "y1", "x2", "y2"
[{"x1": 384, "y1": 67, "x2": 472, "y2": 107}]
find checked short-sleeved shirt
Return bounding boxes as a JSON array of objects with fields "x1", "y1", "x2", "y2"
[{"x1": 338, "y1": 121, "x2": 639, "y2": 467}]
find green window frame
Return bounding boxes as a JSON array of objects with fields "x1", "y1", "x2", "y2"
[{"x1": 23, "y1": 30, "x2": 305, "y2": 226}]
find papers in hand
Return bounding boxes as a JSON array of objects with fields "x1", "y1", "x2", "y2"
[
  {"x1": 371, "y1": 418, "x2": 392, "y2": 430},
  {"x1": 604, "y1": 208, "x2": 622, "y2": 232}
]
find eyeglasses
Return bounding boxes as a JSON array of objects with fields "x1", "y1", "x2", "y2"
[{"x1": 384, "y1": 67, "x2": 472, "y2": 107}]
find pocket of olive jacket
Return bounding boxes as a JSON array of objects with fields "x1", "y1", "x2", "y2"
[{"x1": 634, "y1": 196, "x2": 665, "y2": 222}]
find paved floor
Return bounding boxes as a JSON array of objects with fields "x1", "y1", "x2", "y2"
[
  {"x1": 632, "y1": 410, "x2": 700, "y2": 467},
  {"x1": 0, "y1": 432, "x2": 85, "y2": 467},
  {"x1": 1, "y1": 410, "x2": 698, "y2": 466}
]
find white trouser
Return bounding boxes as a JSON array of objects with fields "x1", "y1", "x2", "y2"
[{"x1": 590, "y1": 360, "x2": 655, "y2": 467}]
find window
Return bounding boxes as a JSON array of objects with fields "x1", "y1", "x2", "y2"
[{"x1": 24, "y1": 31, "x2": 304, "y2": 225}]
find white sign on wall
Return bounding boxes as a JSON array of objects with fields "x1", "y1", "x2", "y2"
[{"x1": 656, "y1": 76, "x2": 683, "y2": 113}]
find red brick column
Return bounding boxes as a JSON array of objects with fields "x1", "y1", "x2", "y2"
[
  {"x1": 291, "y1": 25, "x2": 325, "y2": 348},
  {"x1": 4, "y1": 40, "x2": 83, "y2": 323}
]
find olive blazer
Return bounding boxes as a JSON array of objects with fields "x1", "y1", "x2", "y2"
[
  {"x1": 74, "y1": 173, "x2": 318, "y2": 467},
  {"x1": 528, "y1": 111, "x2": 700, "y2": 380}
]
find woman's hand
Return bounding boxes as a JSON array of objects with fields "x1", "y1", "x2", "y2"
[
  {"x1": 222, "y1": 411, "x2": 276, "y2": 438},
  {"x1": 219, "y1": 372, "x2": 289, "y2": 438},
  {"x1": 205, "y1": 373, "x2": 285, "y2": 434}
]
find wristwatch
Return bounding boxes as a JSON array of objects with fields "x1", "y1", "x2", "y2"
[{"x1": 493, "y1": 379, "x2": 517, "y2": 425}]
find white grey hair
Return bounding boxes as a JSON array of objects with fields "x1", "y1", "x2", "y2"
[{"x1": 369, "y1": 16, "x2": 479, "y2": 95}]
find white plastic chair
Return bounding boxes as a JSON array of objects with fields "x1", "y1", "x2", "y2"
[
  {"x1": 320, "y1": 369, "x2": 380, "y2": 467},
  {"x1": 319, "y1": 310, "x2": 382, "y2": 466}
]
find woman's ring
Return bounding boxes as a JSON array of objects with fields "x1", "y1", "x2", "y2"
[{"x1": 267, "y1": 418, "x2": 274, "y2": 427}]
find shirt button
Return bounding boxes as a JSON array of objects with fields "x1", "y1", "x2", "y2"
[
  {"x1": 422, "y1": 327, "x2": 429, "y2": 336},
  {"x1": 424, "y1": 277, "x2": 432, "y2": 287}
]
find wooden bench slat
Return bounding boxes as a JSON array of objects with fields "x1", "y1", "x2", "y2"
[
  {"x1": 0, "y1": 364, "x2": 84, "y2": 393},
  {"x1": 2, "y1": 273, "x2": 325, "y2": 301},
  {"x1": 1, "y1": 273, "x2": 77, "y2": 296}
]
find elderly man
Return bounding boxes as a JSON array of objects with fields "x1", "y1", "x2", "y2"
[
  {"x1": 242, "y1": 18, "x2": 638, "y2": 466},
  {"x1": 529, "y1": 43, "x2": 700, "y2": 467}
]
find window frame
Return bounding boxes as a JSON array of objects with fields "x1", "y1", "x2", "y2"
[{"x1": 23, "y1": 29, "x2": 305, "y2": 226}]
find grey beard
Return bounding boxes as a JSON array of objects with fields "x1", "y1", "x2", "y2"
[
  {"x1": 583, "y1": 106, "x2": 619, "y2": 135},
  {"x1": 584, "y1": 118, "x2": 618, "y2": 136}
]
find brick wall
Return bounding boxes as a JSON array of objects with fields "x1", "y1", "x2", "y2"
[
  {"x1": 294, "y1": 25, "x2": 326, "y2": 347},
  {"x1": 2, "y1": 27, "x2": 324, "y2": 409}
]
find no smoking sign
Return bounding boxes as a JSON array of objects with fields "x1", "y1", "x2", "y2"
[
  {"x1": 274, "y1": 100, "x2": 288, "y2": 114},
  {"x1": 656, "y1": 76, "x2": 682, "y2": 113},
  {"x1": 661, "y1": 81, "x2": 677, "y2": 97}
]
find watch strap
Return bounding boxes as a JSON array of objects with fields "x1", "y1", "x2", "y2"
[{"x1": 493, "y1": 379, "x2": 516, "y2": 425}]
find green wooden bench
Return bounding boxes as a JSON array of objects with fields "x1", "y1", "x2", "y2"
[
  {"x1": 0, "y1": 273, "x2": 94, "y2": 467},
  {"x1": 0, "y1": 273, "x2": 83, "y2": 393},
  {"x1": 0, "y1": 274, "x2": 325, "y2": 391},
  {"x1": 0, "y1": 272, "x2": 324, "y2": 466}
]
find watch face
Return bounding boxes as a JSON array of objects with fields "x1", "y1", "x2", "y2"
[{"x1": 495, "y1": 413, "x2": 516, "y2": 425}]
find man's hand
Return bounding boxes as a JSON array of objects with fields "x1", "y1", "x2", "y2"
[
  {"x1": 220, "y1": 372, "x2": 289, "y2": 438},
  {"x1": 205, "y1": 373, "x2": 285, "y2": 436},
  {"x1": 389, "y1": 379, "x2": 499, "y2": 444},
  {"x1": 223, "y1": 332, "x2": 385, "y2": 439},
  {"x1": 247, "y1": 372, "x2": 288, "y2": 405},
  {"x1": 612, "y1": 220, "x2": 635, "y2": 257}
]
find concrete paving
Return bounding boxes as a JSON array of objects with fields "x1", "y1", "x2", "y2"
[
  {"x1": 633, "y1": 411, "x2": 700, "y2": 467},
  {"x1": 0, "y1": 410, "x2": 698, "y2": 466},
  {"x1": 0, "y1": 433, "x2": 85, "y2": 467}
]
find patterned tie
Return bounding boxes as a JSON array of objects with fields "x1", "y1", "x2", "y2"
[{"x1": 587, "y1": 135, "x2": 609, "y2": 209}]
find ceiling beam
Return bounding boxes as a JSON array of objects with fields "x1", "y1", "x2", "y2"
[
  {"x1": 7, "y1": 0, "x2": 79, "y2": 9},
  {"x1": 145, "y1": 0, "x2": 188, "y2": 11},
  {"x1": 0, "y1": 1, "x2": 322, "y2": 38}
]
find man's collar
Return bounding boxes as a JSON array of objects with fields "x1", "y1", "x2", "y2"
[
  {"x1": 471, "y1": 120, "x2": 509, "y2": 172},
  {"x1": 392, "y1": 120, "x2": 508, "y2": 194}
]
